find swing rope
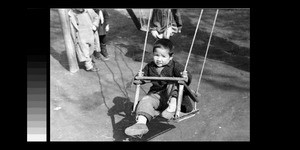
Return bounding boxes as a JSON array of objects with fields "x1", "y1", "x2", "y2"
[
  {"x1": 183, "y1": 9, "x2": 203, "y2": 72},
  {"x1": 138, "y1": 9, "x2": 153, "y2": 76},
  {"x1": 195, "y1": 9, "x2": 219, "y2": 95},
  {"x1": 132, "y1": 9, "x2": 153, "y2": 114}
]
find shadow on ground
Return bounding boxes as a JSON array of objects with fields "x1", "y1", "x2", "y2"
[{"x1": 107, "y1": 96, "x2": 175, "y2": 141}]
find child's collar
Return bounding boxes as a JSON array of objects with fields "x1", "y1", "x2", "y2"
[{"x1": 161, "y1": 59, "x2": 174, "y2": 67}]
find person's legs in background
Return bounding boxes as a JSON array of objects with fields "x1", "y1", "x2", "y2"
[{"x1": 99, "y1": 35, "x2": 110, "y2": 60}]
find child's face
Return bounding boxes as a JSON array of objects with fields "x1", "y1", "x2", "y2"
[{"x1": 153, "y1": 47, "x2": 173, "y2": 67}]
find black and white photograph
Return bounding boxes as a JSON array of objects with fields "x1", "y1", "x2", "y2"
[{"x1": 50, "y1": 8, "x2": 250, "y2": 141}]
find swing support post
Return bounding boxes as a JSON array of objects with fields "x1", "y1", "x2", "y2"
[{"x1": 58, "y1": 9, "x2": 79, "y2": 73}]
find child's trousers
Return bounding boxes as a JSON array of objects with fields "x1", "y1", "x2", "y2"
[{"x1": 136, "y1": 83, "x2": 177, "y2": 122}]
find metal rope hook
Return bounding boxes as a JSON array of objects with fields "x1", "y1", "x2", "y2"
[{"x1": 132, "y1": 9, "x2": 153, "y2": 114}]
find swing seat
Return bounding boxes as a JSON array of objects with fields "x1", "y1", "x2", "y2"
[
  {"x1": 159, "y1": 105, "x2": 199, "y2": 123},
  {"x1": 172, "y1": 87, "x2": 200, "y2": 123},
  {"x1": 171, "y1": 109, "x2": 200, "y2": 122}
]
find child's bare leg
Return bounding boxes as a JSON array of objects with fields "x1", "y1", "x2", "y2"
[{"x1": 161, "y1": 84, "x2": 178, "y2": 119}]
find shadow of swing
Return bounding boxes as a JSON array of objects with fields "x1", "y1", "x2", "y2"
[{"x1": 108, "y1": 96, "x2": 175, "y2": 141}]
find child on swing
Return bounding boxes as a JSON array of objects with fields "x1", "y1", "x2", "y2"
[{"x1": 125, "y1": 39, "x2": 193, "y2": 136}]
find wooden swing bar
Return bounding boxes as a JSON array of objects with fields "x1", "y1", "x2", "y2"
[
  {"x1": 135, "y1": 76, "x2": 188, "y2": 82},
  {"x1": 134, "y1": 76, "x2": 200, "y2": 103}
]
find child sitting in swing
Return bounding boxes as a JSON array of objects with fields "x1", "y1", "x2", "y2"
[{"x1": 125, "y1": 39, "x2": 193, "y2": 136}]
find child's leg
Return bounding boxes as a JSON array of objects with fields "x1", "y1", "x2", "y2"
[
  {"x1": 93, "y1": 33, "x2": 101, "y2": 59},
  {"x1": 135, "y1": 94, "x2": 161, "y2": 122},
  {"x1": 79, "y1": 40, "x2": 93, "y2": 70},
  {"x1": 84, "y1": 57, "x2": 93, "y2": 70},
  {"x1": 125, "y1": 94, "x2": 160, "y2": 136},
  {"x1": 166, "y1": 83, "x2": 177, "y2": 110},
  {"x1": 82, "y1": 42, "x2": 99, "y2": 71},
  {"x1": 99, "y1": 35, "x2": 109, "y2": 58},
  {"x1": 161, "y1": 83, "x2": 178, "y2": 119}
]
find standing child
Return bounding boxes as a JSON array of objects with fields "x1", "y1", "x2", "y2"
[
  {"x1": 93, "y1": 8, "x2": 110, "y2": 60},
  {"x1": 125, "y1": 39, "x2": 193, "y2": 136},
  {"x1": 68, "y1": 8, "x2": 100, "y2": 72},
  {"x1": 150, "y1": 9, "x2": 183, "y2": 39}
]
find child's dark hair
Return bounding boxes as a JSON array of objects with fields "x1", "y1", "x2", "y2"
[{"x1": 153, "y1": 39, "x2": 175, "y2": 56}]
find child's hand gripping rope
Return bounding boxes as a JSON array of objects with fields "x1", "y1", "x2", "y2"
[{"x1": 180, "y1": 71, "x2": 188, "y2": 81}]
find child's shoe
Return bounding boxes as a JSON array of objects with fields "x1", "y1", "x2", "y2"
[
  {"x1": 125, "y1": 123, "x2": 149, "y2": 136},
  {"x1": 93, "y1": 51, "x2": 101, "y2": 60},
  {"x1": 103, "y1": 55, "x2": 110, "y2": 61},
  {"x1": 86, "y1": 66, "x2": 100, "y2": 72}
]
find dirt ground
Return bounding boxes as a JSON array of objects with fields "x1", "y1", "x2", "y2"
[{"x1": 50, "y1": 8, "x2": 250, "y2": 141}]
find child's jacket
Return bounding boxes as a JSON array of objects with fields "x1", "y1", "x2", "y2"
[
  {"x1": 68, "y1": 9, "x2": 100, "y2": 62},
  {"x1": 142, "y1": 59, "x2": 192, "y2": 98}
]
